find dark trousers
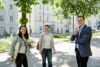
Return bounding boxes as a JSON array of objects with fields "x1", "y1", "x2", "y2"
[
  {"x1": 15, "y1": 53, "x2": 28, "y2": 67},
  {"x1": 76, "y1": 48, "x2": 89, "y2": 67},
  {"x1": 41, "y1": 49, "x2": 52, "y2": 67}
]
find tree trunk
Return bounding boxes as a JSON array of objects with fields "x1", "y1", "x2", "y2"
[{"x1": 21, "y1": 12, "x2": 27, "y2": 26}]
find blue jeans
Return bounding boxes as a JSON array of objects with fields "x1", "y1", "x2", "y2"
[{"x1": 41, "y1": 49, "x2": 52, "y2": 67}]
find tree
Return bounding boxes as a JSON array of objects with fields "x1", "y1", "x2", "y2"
[
  {"x1": 42, "y1": 0, "x2": 100, "y2": 18},
  {"x1": 42, "y1": 0, "x2": 100, "y2": 33},
  {"x1": 13, "y1": 0, "x2": 39, "y2": 25},
  {"x1": 0, "y1": 0, "x2": 4, "y2": 8},
  {"x1": 61, "y1": 0, "x2": 100, "y2": 18}
]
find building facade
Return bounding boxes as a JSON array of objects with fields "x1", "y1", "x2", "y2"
[
  {"x1": 29, "y1": 3, "x2": 70, "y2": 34},
  {"x1": 0, "y1": 0, "x2": 18, "y2": 36},
  {"x1": 29, "y1": 4, "x2": 56, "y2": 34}
]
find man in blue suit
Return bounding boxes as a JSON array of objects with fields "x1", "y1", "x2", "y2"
[{"x1": 70, "y1": 16, "x2": 92, "y2": 67}]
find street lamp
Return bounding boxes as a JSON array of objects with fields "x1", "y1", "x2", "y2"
[
  {"x1": 73, "y1": 15, "x2": 74, "y2": 33},
  {"x1": 29, "y1": 13, "x2": 32, "y2": 36},
  {"x1": 42, "y1": 4, "x2": 45, "y2": 29}
]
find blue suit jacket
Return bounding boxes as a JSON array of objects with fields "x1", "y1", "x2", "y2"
[{"x1": 71, "y1": 25, "x2": 92, "y2": 57}]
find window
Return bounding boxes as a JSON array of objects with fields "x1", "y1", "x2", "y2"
[
  {"x1": 0, "y1": 15, "x2": 4, "y2": 21},
  {"x1": 10, "y1": 4, "x2": 13, "y2": 10},
  {"x1": 10, "y1": 16, "x2": 13, "y2": 22},
  {"x1": 40, "y1": 26, "x2": 42, "y2": 30},
  {"x1": 0, "y1": 26, "x2": 5, "y2": 35},
  {"x1": 10, "y1": 27, "x2": 14, "y2": 34}
]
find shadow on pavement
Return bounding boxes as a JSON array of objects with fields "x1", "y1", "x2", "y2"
[
  {"x1": 88, "y1": 57, "x2": 100, "y2": 67},
  {"x1": 0, "y1": 58, "x2": 15, "y2": 67},
  {"x1": 54, "y1": 51, "x2": 100, "y2": 67},
  {"x1": 91, "y1": 38, "x2": 100, "y2": 48},
  {"x1": 0, "y1": 51, "x2": 42, "y2": 67},
  {"x1": 53, "y1": 51, "x2": 77, "y2": 67},
  {"x1": 0, "y1": 50, "x2": 100, "y2": 67},
  {"x1": 27, "y1": 51, "x2": 42, "y2": 67}
]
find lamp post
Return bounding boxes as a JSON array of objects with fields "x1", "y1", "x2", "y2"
[
  {"x1": 42, "y1": 5, "x2": 45, "y2": 30},
  {"x1": 29, "y1": 13, "x2": 32, "y2": 36},
  {"x1": 72, "y1": 15, "x2": 74, "y2": 33}
]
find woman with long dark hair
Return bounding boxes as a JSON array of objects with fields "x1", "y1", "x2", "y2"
[{"x1": 8, "y1": 26, "x2": 29, "y2": 67}]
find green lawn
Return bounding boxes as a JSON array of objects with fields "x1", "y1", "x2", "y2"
[
  {"x1": 93, "y1": 32, "x2": 100, "y2": 36},
  {"x1": 54, "y1": 34, "x2": 71, "y2": 43},
  {"x1": 0, "y1": 36, "x2": 13, "y2": 52}
]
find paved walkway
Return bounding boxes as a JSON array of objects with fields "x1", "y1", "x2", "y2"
[{"x1": 0, "y1": 37, "x2": 100, "y2": 67}]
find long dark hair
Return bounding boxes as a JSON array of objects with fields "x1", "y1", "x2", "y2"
[{"x1": 18, "y1": 26, "x2": 29, "y2": 39}]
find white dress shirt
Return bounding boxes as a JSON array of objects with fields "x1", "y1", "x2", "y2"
[
  {"x1": 19, "y1": 37, "x2": 26, "y2": 54},
  {"x1": 43, "y1": 33, "x2": 51, "y2": 49},
  {"x1": 76, "y1": 24, "x2": 85, "y2": 49}
]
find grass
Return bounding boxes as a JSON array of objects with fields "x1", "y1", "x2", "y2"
[
  {"x1": 0, "y1": 36, "x2": 37, "y2": 52},
  {"x1": 54, "y1": 34, "x2": 71, "y2": 43},
  {"x1": 0, "y1": 36, "x2": 13, "y2": 52},
  {"x1": 93, "y1": 32, "x2": 100, "y2": 36}
]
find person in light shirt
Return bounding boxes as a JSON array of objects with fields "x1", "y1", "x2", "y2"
[
  {"x1": 39, "y1": 25, "x2": 56, "y2": 67},
  {"x1": 8, "y1": 26, "x2": 29, "y2": 67}
]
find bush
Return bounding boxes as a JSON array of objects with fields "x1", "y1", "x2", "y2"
[
  {"x1": 54, "y1": 34, "x2": 70, "y2": 38},
  {"x1": 54, "y1": 35, "x2": 61, "y2": 38},
  {"x1": 0, "y1": 36, "x2": 13, "y2": 52}
]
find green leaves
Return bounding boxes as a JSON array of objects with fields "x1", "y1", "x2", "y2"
[
  {"x1": 61, "y1": 0, "x2": 100, "y2": 18},
  {"x1": 14, "y1": 0, "x2": 39, "y2": 13},
  {"x1": 42, "y1": 0, "x2": 100, "y2": 19},
  {"x1": 0, "y1": 0, "x2": 4, "y2": 9},
  {"x1": 13, "y1": 0, "x2": 100, "y2": 25},
  {"x1": 42, "y1": 0, "x2": 49, "y2": 4},
  {"x1": 19, "y1": 17, "x2": 28, "y2": 25}
]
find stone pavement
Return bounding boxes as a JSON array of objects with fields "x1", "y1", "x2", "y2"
[{"x1": 0, "y1": 37, "x2": 100, "y2": 67}]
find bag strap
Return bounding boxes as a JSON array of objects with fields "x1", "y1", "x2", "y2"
[{"x1": 21, "y1": 37, "x2": 27, "y2": 53}]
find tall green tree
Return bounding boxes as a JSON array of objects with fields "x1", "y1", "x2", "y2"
[
  {"x1": 14, "y1": 0, "x2": 38, "y2": 25},
  {"x1": 42, "y1": 0, "x2": 100, "y2": 19},
  {"x1": 61, "y1": 0, "x2": 100, "y2": 18},
  {"x1": 42, "y1": 0, "x2": 100, "y2": 33}
]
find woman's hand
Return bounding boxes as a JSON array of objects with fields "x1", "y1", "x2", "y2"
[
  {"x1": 39, "y1": 50, "x2": 42, "y2": 54},
  {"x1": 10, "y1": 56, "x2": 15, "y2": 62}
]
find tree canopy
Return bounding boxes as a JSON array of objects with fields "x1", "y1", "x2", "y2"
[
  {"x1": 42, "y1": 0, "x2": 100, "y2": 18},
  {"x1": 14, "y1": 0, "x2": 39, "y2": 13},
  {"x1": 13, "y1": 0, "x2": 100, "y2": 25}
]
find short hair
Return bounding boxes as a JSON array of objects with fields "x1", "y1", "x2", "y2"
[
  {"x1": 44, "y1": 25, "x2": 49, "y2": 28},
  {"x1": 77, "y1": 16, "x2": 85, "y2": 20}
]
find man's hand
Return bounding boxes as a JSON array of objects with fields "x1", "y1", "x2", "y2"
[{"x1": 74, "y1": 27, "x2": 80, "y2": 35}]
